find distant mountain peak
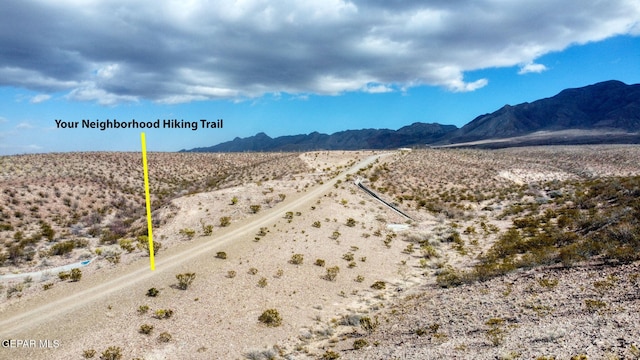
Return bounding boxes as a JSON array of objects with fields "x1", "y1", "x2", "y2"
[{"x1": 441, "y1": 80, "x2": 640, "y2": 144}]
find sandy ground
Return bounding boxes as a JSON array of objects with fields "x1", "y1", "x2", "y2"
[
  {"x1": 0, "y1": 152, "x2": 412, "y2": 360},
  {"x1": 1, "y1": 146, "x2": 639, "y2": 360}
]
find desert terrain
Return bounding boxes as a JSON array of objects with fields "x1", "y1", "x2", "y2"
[{"x1": 1, "y1": 146, "x2": 639, "y2": 360}]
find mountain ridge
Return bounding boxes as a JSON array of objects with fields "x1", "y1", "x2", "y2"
[{"x1": 181, "y1": 80, "x2": 640, "y2": 152}]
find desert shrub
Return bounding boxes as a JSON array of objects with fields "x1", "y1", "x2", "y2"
[
  {"x1": 353, "y1": 339, "x2": 368, "y2": 350},
  {"x1": 485, "y1": 318, "x2": 505, "y2": 346},
  {"x1": 284, "y1": 211, "x2": 294, "y2": 220},
  {"x1": 153, "y1": 309, "x2": 174, "y2": 319},
  {"x1": 312, "y1": 221, "x2": 321, "y2": 228},
  {"x1": 323, "y1": 266, "x2": 340, "y2": 281},
  {"x1": 43, "y1": 283, "x2": 54, "y2": 290},
  {"x1": 320, "y1": 350, "x2": 340, "y2": 360},
  {"x1": 100, "y1": 346, "x2": 122, "y2": 360},
  {"x1": 314, "y1": 259, "x2": 325, "y2": 267},
  {"x1": 40, "y1": 221, "x2": 55, "y2": 241},
  {"x1": 216, "y1": 251, "x2": 227, "y2": 259},
  {"x1": 136, "y1": 236, "x2": 161, "y2": 256},
  {"x1": 82, "y1": 349, "x2": 96, "y2": 358},
  {"x1": 248, "y1": 267, "x2": 258, "y2": 275},
  {"x1": 231, "y1": 196, "x2": 238, "y2": 205},
  {"x1": 370, "y1": 281, "x2": 385, "y2": 290},
  {"x1": 537, "y1": 277, "x2": 559, "y2": 289},
  {"x1": 104, "y1": 249, "x2": 121, "y2": 264},
  {"x1": 274, "y1": 269, "x2": 284, "y2": 278},
  {"x1": 176, "y1": 272, "x2": 196, "y2": 290},
  {"x1": 360, "y1": 316, "x2": 379, "y2": 333},
  {"x1": 70, "y1": 268, "x2": 82, "y2": 282},
  {"x1": 346, "y1": 218, "x2": 356, "y2": 227},
  {"x1": 227, "y1": 270, "x2": 237, "y2": 278},
  {"x1": 58, "y1": 271, "x2": 70, "y2": 281},
  {"x1": 139, "y1": 324, "x2": 153, "y2": 335},
  {"x1": 258, "y1": 309, "x2": 282, "y2": 327},
  {"x1": 289, "y1": 253, "x2": 304, "y2": 265},
  {"x1": 219, "y1": 216, "x2": 231, "y2": 227},
  {"x1": 179, "y1": 228, "x2": 196, "y2": 239},
  {"x1": 250, "y1": 204, "x2": 261, "y2": 214},
  {"x1": 202, "y1": 224, "x2": 214, "y2": 236},
  {"x1": 49, "y1": 240, "x2": 75, "y2": 256},
  {"x1": 157, "y1": 332, "x2": 172, "y2": 343},
  {"x1": 6, "y1": 283, "x2": 24, "y2": 298},
  {"x1": 146, "y1": 288, "x2": 160, "y2": 297},
  {"x1": 118, "y1": 239, "x2": 135, "y2": 253},
  {"x1": 330, "y1": 231, "x2": 341, "y2": 240},
  {"x1": 355, "y1": 275, "x2": 365, "y2": 282},
  {"x1": 584, "y1": 299, "x2": 607, "y2": 313},
  {"x1": 257, "y1": 277, "x2": 268, "y2": 288},
  {"x1": 342, "y1": 252, "x2": 354, "y2": 261},
  {"x1": 137, "y1": 305, "x2": 149, "y2": 314},
  {"x1": 436, "y1": 266, "x2": 466, "y2": 288}
]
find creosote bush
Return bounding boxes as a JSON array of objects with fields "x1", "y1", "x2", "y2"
[
  {"x1": 289, "y1": 253, "x2": 304, "y2": 265},
  {"x1": 146, "y1": 287, "x2": 160, "y2": 297},
  {"x1": 324, "y1": 266, "x2": 340, "y2": 281},
  {"x1": 258, "y1": 308, "x2": 282, "y2": 327},
  {"x1": 219, "y1": 216, "x2": 231, "y2": 227},
  {"x1": 139, "y1": 324, "x2": 154, "y2": 335},
  {"x1": 100, "y1": 346, "x2": 122, "y2": 360},
  {"x1": 153, "y1": 309, "x2": 174, "y2": 319},
  {"x1": 176, "y1": 272, "x2": 196, "y2": 290},
  {"x1": 157, "y1": 332, "x2": 172, "y2": 343},
  {"x1": 70, "y1": 268, "x2": 82, "y2": 282},
  {"x1": 216, "y1": 251, "x2": 227, "y2": 259},
  {"x1": 370, "y1": 281, "x2": 386, "y2": 290}
]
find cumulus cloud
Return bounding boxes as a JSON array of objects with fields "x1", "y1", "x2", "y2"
[
  {"x1": 1, "y1": 0, "x2": 639, "y2": 104},
  {"x1": 519, "y1": 62, "x2": 549, "y2": 75}
]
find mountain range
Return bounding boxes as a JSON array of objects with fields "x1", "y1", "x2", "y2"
[{"x1": 181, "y1": 80, "x2": 640, "y2": 152}]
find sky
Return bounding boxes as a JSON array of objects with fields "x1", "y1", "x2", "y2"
[{"x1": 1, "y1": 0, "x2": 639, "y2": 155}]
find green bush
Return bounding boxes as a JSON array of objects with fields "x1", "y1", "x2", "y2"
[
  {"x1": 219, "y1": 217, "x2": 231, "y2": 227},
  {"x1": 289, "y1": 253, "x2": 304, "y2": 265},
  {"x1": 323, "y1": 266, "x2": 340, "y2": 281},
  {"x1": 70, "y1": 268, "x2": 82, "y2": 282},
  {"x1": 249, "y1": 204, "x2": 261, "y2": 214},
  {"x1": 258, "y1": 309, "x2": 282, "y2": 327},
  {"x1": 353, "y1": 339, "x2": 368, "y2": 350},
  {"x1": 175, "y1": 272, "x2": 196, "y2": 290},
  {"x1": 146, "y1": 288, "x2": 160, "y2": 297},
  {"x1": 139, "y1": 324, "x2": 153, "y2": 335},
  {"x1": 49, "y1": 240, "x2": 75, "y2": 256},
  {"x1": 370, "y1": 281, "x2": 386, "y2": 290},
  {"x1": 99, "y1": 346, "x2": 122, "y2": 360}
]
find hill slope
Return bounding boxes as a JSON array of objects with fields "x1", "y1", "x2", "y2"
[
  {"x1": 442, "y1": 80, "x2": 640, "y2": 144},
  {"x1": 182, "y1": 80, "x2": 640, "y2": 152}
]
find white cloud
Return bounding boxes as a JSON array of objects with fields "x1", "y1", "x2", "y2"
[
  {"x1": 30, "y1": 94, "x2": 51, "y2": 103},
  {"x1": 518, "y1": 62, "x2": 549, "y2": 75},
  {"x1": 1, "y1": 0, "x2": 639, "y2": 103},
  {"x1": 16, "y1": 122, "x2": 34, "y2": 129}
]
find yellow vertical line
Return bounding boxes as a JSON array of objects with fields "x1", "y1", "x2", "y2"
[{"x1": 141, "y1": 132, "x2": 155, "y2": 270}]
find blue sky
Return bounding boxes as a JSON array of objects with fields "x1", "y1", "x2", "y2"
[{"x1": 1, "y1": 1, "x2": 639, "y2": 155}]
